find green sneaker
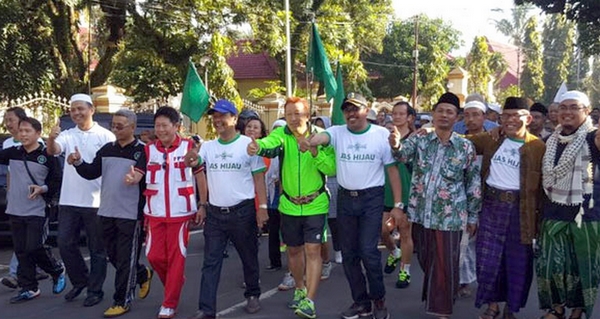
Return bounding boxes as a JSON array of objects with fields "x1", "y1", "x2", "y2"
[
  {"x1": 294, "y1": 298, "x2": 316, "y2": 319},
  {"x1": 287, "y1": 287, "x2": 307, "y2": 309},
  {"x1": 383, "y1": 253, "x2": 401, "y2": 274},
  {"x1": 395, "y1": 270, "x2": 410, "y2": 289}
]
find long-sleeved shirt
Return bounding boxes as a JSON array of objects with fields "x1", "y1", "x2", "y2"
[{"x1": 393, "y1": 131, "x2": 482, "y2": 231}]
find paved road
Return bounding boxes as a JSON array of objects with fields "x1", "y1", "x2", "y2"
[{"x1": 0, "y1": 231, "x2": 599, "y2": 319}]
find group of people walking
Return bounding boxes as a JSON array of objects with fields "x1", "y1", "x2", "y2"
[{"x1": 1, "y1": 88, "x2": 599, "y2": 319}]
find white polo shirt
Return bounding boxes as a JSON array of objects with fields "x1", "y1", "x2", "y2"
[
  {"x1": 326, "y1": 124, "x2": 395, "y2": 190},
  {"x1": 199, "y1": 134, "x2": 266, "y2": 207},
  {"x1": 55, "y1": 122, "x2": 115, "y2": 207}
]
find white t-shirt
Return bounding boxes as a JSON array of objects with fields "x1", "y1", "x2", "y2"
[
  {"x1": 486, "y1": 138, "x2": 524, "y2": 190},
  {"x1": 55, "y1": 122, "x2": 115, "y2": 207},
  {"x1": 326, "y1": 124, "x2": 395, "y2": 190},
  {"x1": 199, "y1": 134, "x2": 266, "y2": 207}
]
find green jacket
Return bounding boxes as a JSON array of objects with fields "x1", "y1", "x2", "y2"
[{"x1": 257, "y1": 125, "x2": 336, "y2": 216}]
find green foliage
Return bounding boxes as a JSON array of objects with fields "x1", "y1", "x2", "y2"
[
  {"x1": 247, "y1": 0, "x2": 391, "y2": 97},
  {"x1": 520, "y1": 16, "x2": 544, "y2": 100},
  {"x1": 367, "y1": 15, "x2": 461, "y2": 109},
  {"x1": 567, "y1": 47, "x2": 589, "y2": 91},
  {"x1": 585, "y1": 55, "x2": 600, "y2": 107},
  {"x1": 0, "y1": 0, "x2": 54, "y2": 100},
  {"x1": 493, "y1": 4, "x2": 534, "y2": 47},
  {"x1": 496, "y1": 84, "x2": 521, "y2": 105},
  {"x1": 517, "y1": 0, "x2": 600, "y2": 55},
  {"x1": 247, "y1": 81, "x2": 286, "y2": 101},
  {"x1": 467, "y1": 36, "x2": 492, "y2": 100},
  {"x1": 541, "y1": 13, "x2": 573, "y2": 103}
]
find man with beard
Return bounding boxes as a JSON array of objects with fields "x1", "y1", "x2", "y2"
[{"x1": 537, "y1": 91, "x2": 600, "y2": 319}]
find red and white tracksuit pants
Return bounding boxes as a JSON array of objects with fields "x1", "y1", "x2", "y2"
[{"x1": 145, "y1": 218, "x2": 190, "y2": 309}]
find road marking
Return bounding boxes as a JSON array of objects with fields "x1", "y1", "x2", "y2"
[{"x1": 216, "y1": 287, "x2": 280, "y2": 317}]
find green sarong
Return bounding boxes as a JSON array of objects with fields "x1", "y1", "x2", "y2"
[{"x1": 536, "y1": 219, "x2": 600, "y2": 316}]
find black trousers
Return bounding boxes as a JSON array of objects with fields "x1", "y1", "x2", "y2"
[
  {"x1": 328, "y1": 217, "x2": 341, "y2": 252},
  {"x1": 267, "y1": 208, "x2": 282, "y2": 267},
  {"x1": 57, "y1": 205, "x2": 106, "y2": 295},
  {"x1": 10, "y1": 215, "x2": 63, "y2": 291},
  {"x1": 100, "y1": 216, "x2": 148, "y2": 305}
]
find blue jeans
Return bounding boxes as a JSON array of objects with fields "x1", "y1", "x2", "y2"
[
  {"x1": 57, "y1": 205, "x2": 107, "y2": 295},
  {"x1": 337, "y1": 186, "x2": 386, "y2": 305},
  {"x1": 198, "y1": 200, "x2": 260, "y2": 315}
]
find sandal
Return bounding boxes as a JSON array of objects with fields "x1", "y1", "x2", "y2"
[
  {"x1": 540, "y1": 309, "x2": 565, "y2": 319},
  {"x1": 479, "y1": 307, "x2": 501, "y2": 319}
]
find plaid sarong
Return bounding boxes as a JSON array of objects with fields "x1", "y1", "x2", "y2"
[
  {"x1": 536, "y1": 219, "x2": 600, "y2": 316},
  {"x1": 475, "y1": 195, "x2": 534, "y2": 313}
]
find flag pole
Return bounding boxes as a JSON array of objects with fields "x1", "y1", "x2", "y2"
[{"x1": 307, "y1": 23, "x2": 314, "y2": 117}]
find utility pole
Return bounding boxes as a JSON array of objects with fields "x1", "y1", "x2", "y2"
[{"x1": 412, "y1": 16, "x2": 419, "y2": 108}]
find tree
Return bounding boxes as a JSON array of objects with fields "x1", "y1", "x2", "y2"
[
  {"x1": 493, "y1": 4, "x2": 534, "y2": 48},
  {"x1": 567, "y1": 48, "x2": 590, "y2": 91},
  {"x1": 467, "y1": 36, "x2": 492, "y2": 100},
  {"x1": 541, "y1": 13, "x2": 574, "y2": 103},
  {"x1": 493, "y1": 4, "x2": 534, "y2": 90},
  {"x1": 247, "y1": 0, "x2": 391, "y2": 98},
  {"x1": 585, "y1": 55, "x2": 600, "y2": 107},
  {"x1": 366, "y1": 15, "x2": 461, "y2": 108},
  {"x1": 516, "y1": 0, "x2": 600, "y2": 55},
  {"x1": 520, "y1": 16, "x2": 544, "y2": 100}
]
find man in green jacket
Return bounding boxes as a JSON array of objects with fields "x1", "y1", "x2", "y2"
[{"x1": 248, "y1": 97, "x2": 335, "y2": 319}]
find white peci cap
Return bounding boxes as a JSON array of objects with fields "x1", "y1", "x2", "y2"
[{"x1": 69, "y1": 93, "x2": 93, "y2": 106}]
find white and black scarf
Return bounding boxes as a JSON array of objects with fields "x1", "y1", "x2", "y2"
[{"x1": 542, "y1": 117, "x2": 595, "y2": 227}]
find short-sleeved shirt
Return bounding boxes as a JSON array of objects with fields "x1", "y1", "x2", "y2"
[
  {"x1": 199, "y1": 134, "x2": 266, "y2": 207},
  {"x1": 326, "y1": 124, "x2": 395, "y2": 190},
  {"x1": 0, "y1": 145, "x2": 61, "y2": 217},
  {"x1": 486, "y1": 138, "x2": 524, "y2": 190},
  {"x1": 55, "y1": 122, "x2": 115, "y2": 207},
  {"x1": 75, "y1": 139, "x2": 146, "y2": 220}
]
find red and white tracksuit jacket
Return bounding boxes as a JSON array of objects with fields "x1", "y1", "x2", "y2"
[{"x1": 143, "y1": 135, "x2": 202, "y2": 309}]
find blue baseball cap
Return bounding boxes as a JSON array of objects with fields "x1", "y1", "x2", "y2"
[{"x1": 207, "y1": 99, "x2": 238, "y2": 116}]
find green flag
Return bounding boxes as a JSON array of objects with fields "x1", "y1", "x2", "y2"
[
  {"x1": 332, "y1": 62, "x2": 345, "y2": 125},
  {"x1": 180, "y1": 60, "x2": 210, "y2": 122},
  {"x1": 307, "y1": 23, "x2": 337, "y2": 102}
]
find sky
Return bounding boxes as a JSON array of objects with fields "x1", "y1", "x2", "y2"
[{"x1": 392, "y1": 0, "x2": 524, "y2": 55}]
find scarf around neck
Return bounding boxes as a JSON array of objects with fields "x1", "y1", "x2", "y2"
[{"x1": 542, "y1": 117, "x2": 594, "y2": 226}]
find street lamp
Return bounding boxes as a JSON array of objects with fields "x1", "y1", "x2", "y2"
[{"x1": 199, "y1": 56, "x2": 211, "y2": 92}]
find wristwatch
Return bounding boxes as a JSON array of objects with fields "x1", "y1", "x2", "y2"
[{"x1": 394, "y1": 202, "x2": 404, "y2": 210}]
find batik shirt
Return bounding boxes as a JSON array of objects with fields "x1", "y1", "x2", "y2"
[{"x1": 393, "y1": 131, "x2": 482, "y2": 231}]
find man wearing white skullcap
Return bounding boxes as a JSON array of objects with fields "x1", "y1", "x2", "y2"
[
  {"x1": 463, "y1": 101, "x2": 487, "y2": 135},
  {"x1": 537, "y1": 90, "x2": 600, "y2": 319},
  {"x1": 46, "y1": 93, "x2": 115, "y2": 307},
  {"x1": 453, "y1": 93, "x2": 499, "y2": 134}
]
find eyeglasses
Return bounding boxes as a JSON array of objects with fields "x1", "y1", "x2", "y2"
[
  {"x1": 558, "y1": 104, "x2": 586, "y2": 112},
  {"x1": 500, "y1": 112, "x2": 529, "y2": 121},
  {"x1": 110, "y1": 124, "x2": 131, "y2": 131}
]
